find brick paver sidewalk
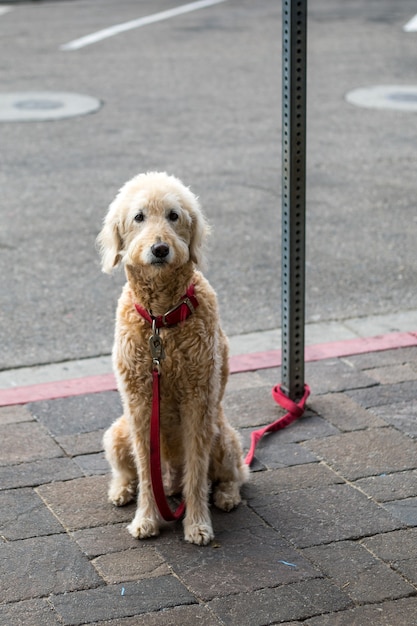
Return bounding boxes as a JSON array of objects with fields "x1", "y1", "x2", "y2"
[{"x1": 1, "y1": 346, "x2": 417, "y2": 625}]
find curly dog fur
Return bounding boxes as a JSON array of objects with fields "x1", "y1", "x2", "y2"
[{"x1": 97, "y1": 172, "x2": 248, "y2": 545}]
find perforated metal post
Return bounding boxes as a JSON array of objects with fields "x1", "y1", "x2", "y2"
[{"x1": 281, "y1": 0, "x2": 307, "y2": 401}]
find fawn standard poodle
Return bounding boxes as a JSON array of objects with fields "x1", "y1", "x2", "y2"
[{"x1": 97, "y1": 172, "x2": 248, "y2": 545}]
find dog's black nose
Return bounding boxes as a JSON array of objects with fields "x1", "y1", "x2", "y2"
[{"x1": 151, "y1": 242, "x2": 170, "y2": 259}]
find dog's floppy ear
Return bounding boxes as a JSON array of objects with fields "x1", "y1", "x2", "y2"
[
  {"x1": 189, "y1": 203, "x2": 210, "y2": 268},
  {"x1": 96, "y1": 203, "x2": 124, "y2": 273}
]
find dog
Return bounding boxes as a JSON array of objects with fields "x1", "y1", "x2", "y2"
[{"x1": 97, "y1": 172, "x2": 249, "y2": 545}]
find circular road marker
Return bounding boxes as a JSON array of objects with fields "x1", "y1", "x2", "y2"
[
  {"x1": 345, "y1": 85, "x2": 417, "y2": 112},
  {"x1": 0, "y1": 91, "x2": 102, "y2": 122}
]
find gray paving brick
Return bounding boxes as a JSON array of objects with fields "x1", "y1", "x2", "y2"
[
  {"x1": 91, "y1": 604, "x2": 223, "y2": 626},
  {"x1": 305, "y1": 359, "x2": 376, "y2": 395},
  {"x1": 156, "y1": 524, "x2": 318, "y2": 601},
  {"x1": 0, "y1": 404, "x2": 33, "y2": 426},
  {"x1": 347, "y1": 380, "x2": 416, "y2": 409},
  {"x1": 0, "y1": 422, "x2": 63, "y2": 466},
  {"x1": 354, "y1": 469, "x2": 417, "y2": 502},
  {"x1": 207, "y1": 578, "x2": 352, "y2": 626},
  {"x1": 304, "y1": 427, "x2": 417, "y2": 480},
  {"x1": 244, "y1": 455, "x2": 267, "y2": 472},
  {"x1": 56, "y1": 428, "x2": 106, "y2": 456},
  {"x1": 28, "y1": 391, "x2": 121, "y2": 437},
  {"x1": 263, "y1": 414, "x2": 340, "y2": 443},
  {"x1": 71, "y1": 523, "x2": 141, "y2": 558},
  {"x1": 0, "y1": 488, "x2": 63, "y2": 540},
  {"x1": 224, "y1": 385, "x2": 283, "y2": 428},
  {"x1": 243, "y1": 463, "x2": 344, "y2": 500},
  {"x1": 251, "y1": 484, "x2": 403, "y2": 548},
  {"x1": 383, "y1": 497, "x2": 417, "y2": 526},
  {"x1": 363, "y1": 528, "x2": 417, "y2": 586},
  {"x1": 364, "y1": 363, "x2": 417, "y2": 384},
  {"x1": 51, "y1": 576, "x2": 196, "y2": 626},
  {"x1": 226, "y1": 370, "x2": 268, "y2": 393},
  {"x1": 344, "y1": 347, "x2": 417, "y2": 370},
  {"x1": 74, "y1": 452, "x2": 109, "y2": 475},
  {"x1": 255, "y1": 367, "x2": 282, "y2": 386},
  {"x1": 92, "y1": 547, "x2": 170, "y2": 584},
  {"x1": 302, "y1": 540, "x2": 415, "y2": 604},
  {"x1": 305, "y1": 596, "x2": 417, "y2": 626},
  {"x1": 208, "y1": 501, "x2": 267, "y2": 534},
  {"x1": 309, "y1": 392, "x2": 387, "y2": 431},
  {"x1": 0, "y1": 457, "x2": 83, "y2": 490},
  {"x1": 370, "y1": 399, "x2": 417, "y2": 438},
  {"x1": 36, "y1": 475, "x2": 135, "y2": 531},
  {"x1": 241, "y1": 430, "x2": 318, "y2": 469},
  {"x1": 0, "y1": 534, "x2": 102, "y2": 603},
  {"x1": 362, "y1": 527, "x2": 417, "y2": 561},
  {"x1": 0, "y1": 598, "x2": 62, "y2": 626}
]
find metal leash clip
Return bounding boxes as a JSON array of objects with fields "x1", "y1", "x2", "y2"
[{"x1": 149, "y1": 319, "x2": 165, "y2": 373}]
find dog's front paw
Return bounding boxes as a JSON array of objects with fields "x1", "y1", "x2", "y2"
[
  {"x1": 108, "y1": 479, "x2": 137, "y2": 507},
  {"x1": 213, "y1": 481, "x2": 241, "y2": 512},
  {"x1": 183, "y1": 520, "x2": 214, "y2": 546},
  {"x1": 127, "y1": 513, "x2": 160, "y2": 539}
]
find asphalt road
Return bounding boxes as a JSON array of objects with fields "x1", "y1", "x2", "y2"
[{"x1": 1, "y1": 0, "x2": 416, "y2": 370}]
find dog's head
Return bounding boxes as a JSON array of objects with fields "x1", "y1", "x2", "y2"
[{"x1": 97, "y1": 172, "x2": 209, "y2": 274}]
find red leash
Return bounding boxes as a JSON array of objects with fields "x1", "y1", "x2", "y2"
[
  {"x1": 244, "y1": 384, "x2": 310, "y2": 466},
  {"x1": 136, "y1": 285, "x2": 198, "y2": 522},
  {"x1": 150, "y1": 370, "x2": 185, "y2": 521}
]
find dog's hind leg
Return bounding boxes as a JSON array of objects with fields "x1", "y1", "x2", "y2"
[
  {"x1": 210, "y1": 413, "x2": 249, "y2": 512},
  {"x1": 103, "y1": 415, "x2": 138, "y2": 506}
]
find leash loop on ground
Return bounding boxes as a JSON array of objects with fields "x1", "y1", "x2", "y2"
[{"x1": 245, "y1": 384, "x2": 310, "y2": 467}]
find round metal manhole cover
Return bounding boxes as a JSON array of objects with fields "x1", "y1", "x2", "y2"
[
  {"x1": 345, "y1": 85, "x2": 417, "y2": 112},
  {"x1": 0, "y1": 91, "x2": 102, "y2": 121}
]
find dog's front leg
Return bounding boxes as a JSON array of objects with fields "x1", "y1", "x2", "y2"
[
  {"x1": 127, "y1": 428, "x2": 160, "y2": 540},
  {"x1": 181, "y1": 404, "x2": 214, "y2": 546}
]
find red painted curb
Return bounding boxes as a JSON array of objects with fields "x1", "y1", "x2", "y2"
[
  {"x1": 0, "y1": 374, "x2": 117, "y2": 407},
  {"x1": 229, "y1": 330, "x2": 417, "y2": 373},
  {"x1": 0, "y1": 331, "x2": 416, "y2": 407}
]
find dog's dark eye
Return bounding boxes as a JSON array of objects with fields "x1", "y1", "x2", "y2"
[
  {"x1": 167, "y1": 210, "x2": 179, "y2": 222},
  {"x1": 134, "y1": 211, "x2": 145, "y2": 223}
]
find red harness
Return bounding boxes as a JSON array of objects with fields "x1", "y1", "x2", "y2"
[{"x1": 135, "y1": 283, "x2": 309, "y2": 522}]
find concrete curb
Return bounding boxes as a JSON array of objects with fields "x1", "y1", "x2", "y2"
[{"x1": 1, "y1": 331, "x2": 416, "y2": 407}]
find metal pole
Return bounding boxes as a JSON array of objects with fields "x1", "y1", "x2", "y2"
[{"x1": 281, "y1": 0, "x2": 307, "y2": 401}]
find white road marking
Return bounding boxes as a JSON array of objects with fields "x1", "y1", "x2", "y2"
[
  {"x1": 60, "y1": 0, "x2": 228, "y2": 51},
  {"x1": 0, "y1": 6, "x2": 13, "y2": 17},
  {"x1": 403, "y1": 13, "x2": 417, "y2": 32}
]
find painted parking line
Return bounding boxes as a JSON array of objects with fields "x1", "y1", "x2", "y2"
[
  {"x1": 404, "y1": 13, "x2": 417, "y2": 32},
  {"x1": 61, "y1": 0, "x2": 228, "y2": 51},
  {"x1": 1, "y1": 331, "x2": 416, "y2": 406}
]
